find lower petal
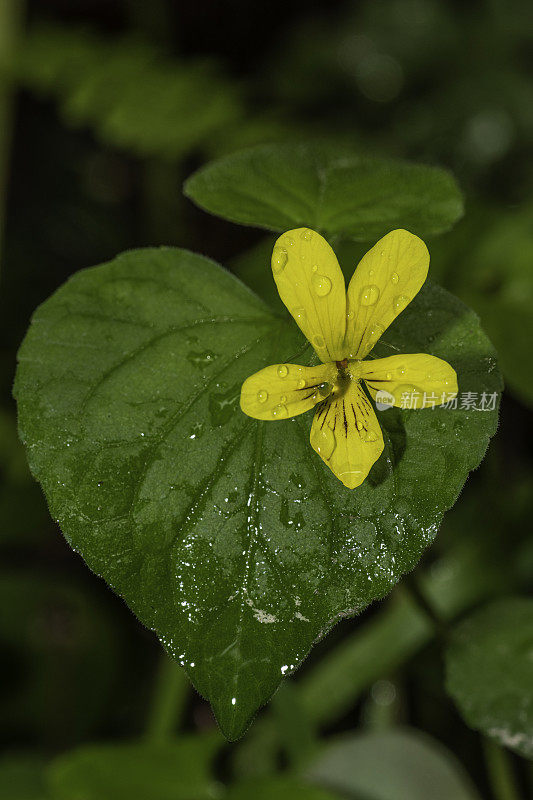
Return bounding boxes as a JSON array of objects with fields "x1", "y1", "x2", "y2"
[
  {"x1": 240, "y1": 362, "x2": 336, "y2": 421},
  {"x1": 310, "y1": 380, "x2": 384, "y2": 489},
  {"x1": 361, "y1": 353, "x2": 458, "y2": 409}
]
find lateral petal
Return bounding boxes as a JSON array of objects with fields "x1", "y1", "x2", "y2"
[
  {"x1": 240, "y1": 362, "x2": 336, "y2": 421},
  {"x1": 345, "y1": 229, "x2": 429, "y2": 359},
  {"x1": 310, "y1": 380, "x2": 384, "y2": 489},
  {"x1": 272, "y1": 228, "x2": 347, "y2": 363},
  {"x1": 361, "y1": 353, "x2": 458, "y2": 409}
]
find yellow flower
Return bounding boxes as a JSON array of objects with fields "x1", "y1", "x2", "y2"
[{"x1": 240, "y1": 228, "x2": 458, "y2": 489}]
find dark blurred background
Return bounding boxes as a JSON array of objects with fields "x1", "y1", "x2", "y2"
[{"x1": 1, "y1": 1, "x2": 532, "y2": 797}]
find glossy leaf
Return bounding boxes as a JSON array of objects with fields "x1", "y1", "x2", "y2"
[
  {"x1": 184, "y1": 141, "x2": 464, "y2": 241},
  {"x1": 307, "y1": 728, "x2": 481, "y2": 800},
  {"x1": 445, "y1": 597, "x2": 533, "y2": 759},
  {"x1": 47, "y1": 736, "x2": 222, "y2": 800},
  {"x1": 15, "y1": 247, "x2": 500, "y2": 739}
]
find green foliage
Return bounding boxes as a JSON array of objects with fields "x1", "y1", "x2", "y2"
[
  {"x1": 307, "y1": 728, "x2": 481, "y2": 800},
  {"x1": 445, "y1": 597, "x2": 533, "y2": 759},
  {"x1": 225, "y1": 778, "x2": 341, "y2": 799},
  {"x1": 184, "y1": 142, "x2": 464, "y2": 240},
  {"x1": 432, "y1": 204, "x2": 533, "y2": 406},
  {"x1": 14, "y1": 241, "x2": 500, "y2": 738},
  {"x1": 47, "y1": 736, "x2": 222, "y2": 800},
  {"x1": 0, "y1": 755, "x2": 48, "y2": 800},
  {"x1": 14, "y1": 25, "x2": 243, "y2": 161}
]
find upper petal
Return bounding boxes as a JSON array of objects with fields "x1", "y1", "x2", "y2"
[
  {"x1": 272, "y1": 228, "x2": 347, "y2": 363},
  {"x1": 361, "y1": 353, "x2": 458, "y2": 409},
  {"x1": 345, "y1": 229, "x2": 429, "y2": 359},
  {"x1": 240, "y1": 362, "x2": 336, "y2": 421},
  {"x1": 310, "y1": 379, "x2": 384, "y2": 489}
]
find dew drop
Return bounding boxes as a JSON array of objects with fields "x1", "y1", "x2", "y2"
[
  {"x1": 364, "y1": 430, "x2": 378, "y2": 442},
  {"x1": 367, "y1": 323, "x2": 384, "y2": 343},
  {"x1": 285, "y1": 236, "x2": 295, "y2": 246},
  {"x1": 391, "y1": 272, "x2": 399, "y2": 284},
  {"x1": 369, "y1": 269, "x2": 375, "y2": 277},
  {"x1": 312, "y1": 272, "x2": 332, "y2": 297},
  {"x1": 280, "y1": 395, "x2": 287, "y2": 403},
  {"x1": 301, "y1": 229, "x2": 313, "y2": 240},
  {"x1": 292, "y1": 306, "x2": 306, "y2": 323},
  {"x1": 398, "y1": 366, "x2": 406, "y2": 376},
  {"x1": 314, "y1": 334, "x2": 325, "y2": 348},
  {"x1": 385, "y1": 372, "x2": 392, "y2": 380},
  {"x1": 393, "y1": 294, "x2": 409, "y2": 312},
  {"x1": 297, "y1": 378, "x2": 306, "y2": 389},
  {"x1": 257, "y1": 390, "x2": 268, "y2": 403},
  {"x1": 272, "y1": 246, "x2": 288, "y2": 274},
  {"x1": 360, "y1": 284, "x2": 380, "y2": 306},
  {"x1": 272, "y1": 403, "x2": 288, "y2": 418},
  {"x1": 318, "y1": 381, "x2": 331, "y2": 397},
  {"x1": 312, "y1": 425, "x2": 336, "y2": 459},
  {"x1": 277, "y1": 364, "x2": 289, "y2": 378}
]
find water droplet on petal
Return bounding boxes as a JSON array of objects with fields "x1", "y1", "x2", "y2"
[
  {"x1": 314, "y1": 334, "x2": 325, "y2": 348},
  {"x1": 367, "y1": 323, "x2": 384, "y2": 344},
  {"x1": 280, "y1": 395, "x2": 287, "y2": 403},
  {"x1": 312, "y1": 425, "x2": 336, "y2": 459},
  {"x1": 297, "y1": 378, "x2": 306, "y2": 389},
  {"x1": 398, "y1": 366, "x2": 406, "y2": 376},
  {"x1": 318, "y1": 381, "x2": 331, "y2": 397},
  {"x1": 277, "y1": 364, "x2": 289, "y2": 378},
  {"x1": 360, "y1": 284, "x2": 380, "y2": 306},
  {"x1": 425, "y1": 373, "x2": 432, "y2": 381},
  {"x1": 385, "y1": 372, "x2": 392, "y2": 380},
  {"x1": 369, "y1": 269, "x2": 375, "y2": 277},
  {"x1": 364, "y1": 430, "x2": 378, "y2": 442},
  {"x1": 292, "y1": 306, "x2": 306, "y2": 323},
  {"x1": 301, "y1": 229, "x2": 313, "y2": 240},
  {"x1": 285, "y1": 236, "x2": 295, "y2": 246},
  {"x1": 272, "y1": 403, "x2": 288, "y2": 418},
  {"x1": 272, "y1": 246, "x2": 288, "y2": 274},
  {"x1": 312, "y1": 272, "x2": 332, "y2": 297},
  {"x1": 257, "y1": 390, "x2": 268, "y2": 403},
  {"x1": 391, "y1": 272, "x2": 399, "y2": 284},
  {"x1": 393, "y1": 294, "x2": 409, "y2": 312}
]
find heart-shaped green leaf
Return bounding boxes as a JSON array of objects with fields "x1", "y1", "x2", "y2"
[
  {"x1": 15, "y1": 247, "x2": 500, "y2": 739},
  {"x1": 445, "y1": 597, "x2": 533, "y2": 759},
  {"x1": 184, "y1": 142, "x2": 464, "y2": 241}
]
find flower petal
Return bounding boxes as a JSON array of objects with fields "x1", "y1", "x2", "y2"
[
  {"x1": 345, "y1": 229, "x2": 429, "y2": 358},
  {"x1": 272, "y1": 228, "x2": 347, "y2": 363},
  {"x1": 361, "y1": 353, "x2": 458, "y2": 409},
  {"x1": 240, "y1": 362, "x2": 336, "y2": 421},
  {"x1": 310, "y1": 380, "x2": 384, "y2": 489}
]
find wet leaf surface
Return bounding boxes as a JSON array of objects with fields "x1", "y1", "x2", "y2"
[{"x1": 15, "y1": 247, "x2": 500, "y2": 738}]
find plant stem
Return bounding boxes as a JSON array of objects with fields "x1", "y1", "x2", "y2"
[
  {"x1": 0, "y1": 0, "x2": 24, "y2": 267},
  {"x1": 144, "y1": 655, "x2": 189, "y2": 744},
  {"x1": 483, "y1": 738, "x2": 522, "y2": 800}
]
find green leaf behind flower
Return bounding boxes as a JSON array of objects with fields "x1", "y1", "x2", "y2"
[{"x1": 184, "y1": 141, "x2": 464, "y2": 241}]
